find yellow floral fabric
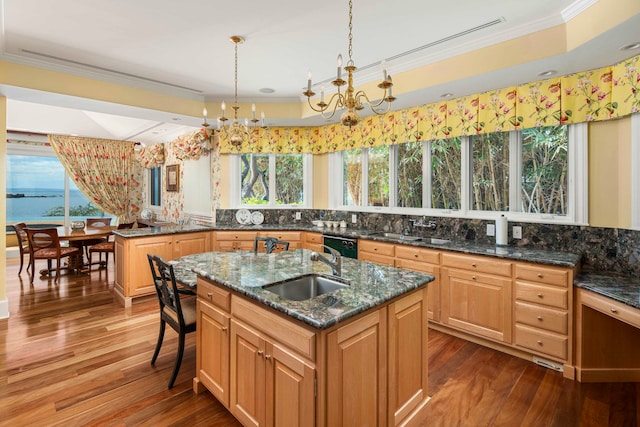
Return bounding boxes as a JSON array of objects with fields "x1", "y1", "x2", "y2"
[
  {"x1": 173, "y1": 127, "x2": 213, "y2": 160},
  {"x1": 561, "y1": 69, "x2": 614, "y2": 123},
  {"x1": 516, "y1": 78, "x2": 562, "y2": 128},
  {"x1": 479, "y1": 87, "x2": 517, "y2": 133},
  {"x1": 612, "y1": 55, "x2": 640, "y2": 117},
  {"x1": 166, "y1": 53, "x2": 640, "y2": 156}
]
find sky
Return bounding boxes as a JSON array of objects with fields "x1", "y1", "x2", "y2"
[{"x1": 6, "y1": 155, "x2": 80, "y2": 191}]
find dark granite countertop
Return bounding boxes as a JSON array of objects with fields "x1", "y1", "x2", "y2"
[
  {"x1": 118, "y1": 222, "x2": 582, "y2": 268},
  {"x1": 113, "y1": 224, "x2": 213, "y2": 238},
  {"x1": 574, "y1": 273, "x2": 640, "y2": 310},
  {"x1": 170, "y1": 249, "x2": 434, "y2": 330}
]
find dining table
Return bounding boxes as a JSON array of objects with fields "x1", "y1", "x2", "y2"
[{"x1": 38, "y1": 225, "x2": 116, "y2": 276}]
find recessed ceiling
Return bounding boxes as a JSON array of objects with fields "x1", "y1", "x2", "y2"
[{"x1": 1, "y1": 0, "x2": 639, "y2": 144}]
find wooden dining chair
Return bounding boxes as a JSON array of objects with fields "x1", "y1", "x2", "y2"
[
  {"x1": 10, "y1": 223, "x2": 30, "y2": 275},
  {"x1": 88, "y1": 222, "x2": 134, "y2": 269},
  {"x1": 83, "y1": 217, "x2": 113, "y2": 258},
  {"x1": 25, "y1": 227, "x2": 81, "y2": 283},
  {"x1": 148, "y1": 254, "x2": 197, "y2": 389},
  {"x1": 253, "y1": 236, "x2": 290, "y2": 254}
]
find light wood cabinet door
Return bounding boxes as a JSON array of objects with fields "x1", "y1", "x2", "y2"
[
  {"x1": 174, "y1": 231, "x2": 211, "y2": 257},
  {"x1": 327, "y1": 309, "x2": 387, "y2": 427},
  {"x1": 196, "y1": 300, "x2": 230, "y2": 406},
  {"x1": 230, "y1": 317, "x2": 315, "y2": 427},
  {"x1": 265, "y1": 341, "x2": 315, "y2": 427},
  {"x1": 231, "y1": 319, "x2": 265, "y2": 427},
  {"x1": 302, "y1": 232, "x2": 323, "y2": 252},
  {"x1": 388, "y1": 288, "x2": 429, "y2": 426},
  {"x1": 126, "y1": 235, "x2": 173, "y2": 297},
  {"x1": 442, "y1": 268, "x2": 512, "y2": 343},
  {"x1": 395, "y1": 257, "x2": 440, "y2": 322}
]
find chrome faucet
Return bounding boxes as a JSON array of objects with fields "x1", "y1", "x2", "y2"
[
  {"x1": 310, "y1": 245, "x2": 342, "y2": 276},
  {"x1": 411, "y1": 216, "x2": 437, "y2": 230}
]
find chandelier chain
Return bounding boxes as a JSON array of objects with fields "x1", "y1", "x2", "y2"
[
  {"x1": 348, "y1": 0, "x2": 353, "y2": 63},
  {"x1": 234, "y1": 40, "x2": 239, "y2": 119}
]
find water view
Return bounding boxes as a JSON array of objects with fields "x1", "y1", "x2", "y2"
[{"x1": 7, "y1": 187, "x2": 97, "y2": 222}]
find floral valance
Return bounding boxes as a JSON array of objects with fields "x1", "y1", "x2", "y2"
[
  {"x1": 175, "y1": 53, "x2": 639, "y2": 155},
  {"x1": 135, "y1": 143, "x2": 165, "y2": 168},
  {"x1": 172, "y1": 127, "x2": 213, "y2": 160}
]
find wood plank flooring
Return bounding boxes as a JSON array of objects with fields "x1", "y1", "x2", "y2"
[{"x1": 2, "y1": 258, "x2": 639, "y2": 426}]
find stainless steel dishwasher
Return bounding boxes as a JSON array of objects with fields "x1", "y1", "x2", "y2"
[{"x1": 322, "y1": 235, "x2": 358, "y2": 259}]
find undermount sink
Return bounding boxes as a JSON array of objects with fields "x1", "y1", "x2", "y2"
[
  {"x1": 262, "y1": 274, "x2": 350, "y2": 301},
  {"x1": 371, "y1": 232, "x2": 451, "y2": 244}
]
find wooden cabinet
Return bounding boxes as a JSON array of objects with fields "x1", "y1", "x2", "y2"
[
  {"x1": 513, "y1": 263, "x2": 572, "y2": 363},
  {"x1": 302, "y1": 232, "x2": 323, "y2": 252},
  {"x1": 575, "y1": 288, "x2": 640, "y2": 382},
  {"x1": 194, "y1": 278, "x2": 231, "y2": 406},
  {"x1": 395, "y1": 245, "x2": 441, "y2": 321},
  {"x1": 196, "y1": 277, "x2": 429, "y2": 426},
  {"x1": 114, "y1": 231, "x2": 211, "y2": 306},
  {"x1": 387, "y1": 287, "x2": 429, "y2": 426},
  {"x1": 257, "y1": 231, "x2": 302, "y2": 251},
  {"x1": 441, "y1": 253, "x2": 512, "y2": 343},
  {"x1": 326, "y1": 309, "x2": 387, "y2": 426},
  {"x1": 358, "y1": 239, "x2": 395, "y2": 266},
  {"x1": 214, "y1": 231, "x2": 257, "y2": 251}
]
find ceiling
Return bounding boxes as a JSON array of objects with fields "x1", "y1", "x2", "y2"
[{"x1": 2, "y1": 0, "x2": 640, "y2": 145}]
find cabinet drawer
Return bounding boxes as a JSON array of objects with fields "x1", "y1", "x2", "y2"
[
  {"x1": 395, "y1": 258, "x2": 437, "y2": 275},
  {"x1": 515, "y1": 282, "x2": 568, "y2": 309},
  {"x1": 197, "y1": 277, "x2": 231, "y2": 312},
  {"x1": 359, "y1": 240, "x2": 395, "y2": 257},
  {"x1": 304, "y1": 232, "x2": 323, "y2": 244},
  {"x1": 515, "y1": 264, "x2": 569, "y2": 287},
  {"x1": 215, "y1": 231, "x2": 257, "y2": 241},
  {"x1": 395, "y1": 245, "x2": 440, "y2": 264},
  {"x1": 578, "y1": 288, "x2": 640, "y2": 329},
  {"x1": 258, "y1": 231, "x2": 301, "y2": 242},
  {"x1": 515, "y1": 324, "x2": 568, "y2": 360},
  {"x1": 515, "y1": 301, "x2": 568, "y2": 334},
  {"x1": 359, "y1": 251, "x2": 395, "y2": 267},
  {"x1": 442, "y1": 253, "x2": 511, "y2": 277}
]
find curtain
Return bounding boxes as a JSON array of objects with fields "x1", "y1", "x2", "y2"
[{"x1": 49, "y1": 135, "x2": 138, "y2": 222}]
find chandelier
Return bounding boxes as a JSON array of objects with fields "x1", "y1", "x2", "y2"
[
  {"x1": 302, "y1": 0, "x2": 396, "y2": 128},
  {"x1": 202, "y1": 35, "x2": 266, "y2": 147}
]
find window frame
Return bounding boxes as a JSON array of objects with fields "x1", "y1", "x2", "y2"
[
  {"x1": 329, "y1": 123, "x2": 588, "y2": 225},
  {"x1": 229, "y1": 153, "x2": 313, "y2": 209},
  {"x1": 147, "y1": 166, "x2": 162, "y2": 208}
]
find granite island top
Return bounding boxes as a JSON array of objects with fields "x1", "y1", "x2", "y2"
[
  {"x1": 170, "y1": 249, "x2": 434, "y2": 329},
  {"x1": 115, "y1": 222, "x2": 582, "y2": 268}
]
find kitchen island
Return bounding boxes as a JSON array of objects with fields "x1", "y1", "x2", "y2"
[{"x1": 172, "y1": 249, "x2": 434, "y2": 427}]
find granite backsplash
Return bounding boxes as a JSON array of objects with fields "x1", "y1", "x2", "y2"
[{"x1": 215, "y1": 209, "x2": 640, "y2": 276}]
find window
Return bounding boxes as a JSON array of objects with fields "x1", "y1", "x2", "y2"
[
  {"x1": 149, "y1": 167, "x2": 162, "y2": 207},
  {"x1": 6, "y1": 142, "x2": 110, "y2": 223},
  {"x1": 331, "y1": 124, "x2": 587, "y2": 224},
  {"x1": 230, "y1": 153, "x2": 312, "y2": 208}
]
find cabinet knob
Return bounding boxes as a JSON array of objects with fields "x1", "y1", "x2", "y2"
[
  {"x1": 537, "y1": 293, "x2": 543, "y2": 298},
  {"x1": 221, "y1": 326, "x2": 228, "y2": 332},
  {"x1": 472, "y1": 276, "x2": 477, "y2": 280},
  {"x1": 257, "y1": 350, "x2": 264, "y2": 356},
  {"x1": 537, "y1": 340, "x2": 543, "y2": 346},
  {"x1": 207, "y1": 292, "x2": 213, "y2": 298},
  {"x1": 537, "y1": 316, "x2": 543, "y2": 321},
  {"x1": 611, "y1": 308, "x2": 618, "y2": 314},
  {"x1": 265, "y1": 354, "x2": 271, "y2": 360},
  {"x1": 471, "y1": 263, "x2": 477, "y2": 267},
  {"x1": 414, "y1": 254, "x2": 419, "y2": 258},
  {"x1": 374, "y1": 247, "x2": 378, "y2": 251}
]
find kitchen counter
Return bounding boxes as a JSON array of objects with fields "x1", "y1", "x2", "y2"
[
  {"x1": 116, "y1": 222, "x2": 582, "y2": 268},
  {"x1": 171, "y1": 249, "x2": 434, "y2": 329},
  {"x1": 574, "y1": 272, "x2": 640, "y2": 309}
]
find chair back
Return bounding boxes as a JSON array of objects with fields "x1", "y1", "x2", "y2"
[
  {"x1": 254, "y1": 236, "x2": 290, "y2": 254},
  {"x1": 86, "y1": 218, "x2": 112, "y2": 228},
  {"x1": 117, "y1": 222, "x2": 135, "y2": 230},
  {"x1": 10, "y1": 223, "x2": 29, "y2": 251},
  {"x1": 148, "y1": 255, "x2": 187, "y2": 329},
  {"x1": 25, "y1": 228, "x2": 63, "y2": 255}
]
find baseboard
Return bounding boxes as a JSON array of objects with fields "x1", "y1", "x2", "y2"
[{"x1": 0, "y1": 298, "x2": 9, "y2": 319}]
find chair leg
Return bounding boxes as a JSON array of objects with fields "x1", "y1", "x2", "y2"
[
  {"x1": 18, "y1": 252, "x2": 24, "y2": 275},
  {"x1": 55, "y1": 259, "x2": 61, "y2": 283},
  {"x1": 104, "y1": 252, "x2": 109, "y2": 268},
  {"x1": 168, "y1": 332, "x2": 186, "y2": 389},
  {"x1": 151, "y1": 320, "x2": 166, "y2": 365}
]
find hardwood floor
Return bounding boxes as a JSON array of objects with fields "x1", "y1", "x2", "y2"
[{"x1": 2, "y1": 257, "x2": 639, "y2": 426}]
